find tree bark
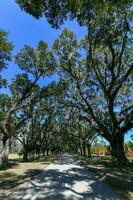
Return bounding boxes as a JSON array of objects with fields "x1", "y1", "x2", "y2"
[
  {"x1": 80, "y1": 147, "x2": 83, "y2": 156},
  {"x1": 46, "y1": 148, "x2": 49, "y2": 156},
  {"x1": 87, "y1": 144, "x2": 92, "y2": 157},
  {"x1": 83, "y1": 143, "x2": 86, "y2": 156},
  {"x1": 1, "y1": 136, "x2": 11, "y2": 165},
  {"x1": 23, "y1": 146, "x2": 29, "y2": 162},
  {"x1": 110, "y1": 133, "x2": 128, "y2": 164}
]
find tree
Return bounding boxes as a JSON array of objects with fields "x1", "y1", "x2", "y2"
[
  {"x1": 0, "y1": 29, "x2": 13, "y2": 88},
  {"x1": 0, "y1": 29, "x2": 13, "y2": 70},
  {"x1": 16, "y1": 1, "x2": 132, "y2": 164},
  {"x1": 16, "y1": 0, "x2": 132, "y2": 28},
  {"x1": 0, "y1": 41, "x2": 56, "y2": 164},
  {"x1": 55, "y1": 106, "x2": 97, "y2": 156},
  {"x1": 52, "y1": 26, "x2": 133, "y2": 164},
  {"x1": 14, "y1": 80, "x2": 65, "y2": 161}
]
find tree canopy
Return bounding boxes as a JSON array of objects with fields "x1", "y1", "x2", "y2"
[
  {"x1": 16, "y1": 0, "x2": 132, "y2": 28},
  {"x1": 0, "y1": 1, "x2": 133, "y2": 165}
]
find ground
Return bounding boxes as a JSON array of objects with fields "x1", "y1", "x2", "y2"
[
  {"x1": 0, "y1": 154, "x2": 132, "y2": 200},
  {"x1": 9, "y1": 154, "x2": 121, "y2": 200},
  {"x1": 77, "y1": 155, "x2": 133, "y2": 200},
  {"x1": 0, "y1": 154, "x2": 57, "y2": 200}
]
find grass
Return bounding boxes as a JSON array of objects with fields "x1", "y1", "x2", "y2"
[
  {"x1": 0, "y1": 153, "x2": 58, "y2": 200},
  {"x1": 77, "y1": 155, "x2": 133, "y2": 200}
]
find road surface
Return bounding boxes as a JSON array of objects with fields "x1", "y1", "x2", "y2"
[{"x1": 10, "y1": 154, "x2": 122, "y2": 200}]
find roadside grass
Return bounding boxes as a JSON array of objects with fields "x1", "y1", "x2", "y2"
[
  {"x1": 77, "y1": 155, "x2": 133, "y2": 200},
  {"x1": 0, "y1": 153, "x2": 58, "y2": 200}
]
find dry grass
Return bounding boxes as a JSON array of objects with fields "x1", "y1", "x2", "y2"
[
  {"x1": 77, "y1": 155, "x2": 133, "y2": 200},
  {"x1": 0, "y1": 153, "x2": 58, "y2": 199}
]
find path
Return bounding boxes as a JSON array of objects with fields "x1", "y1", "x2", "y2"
[{"x1": 10, "y1": 154, "x2": 122, "y2": 200}]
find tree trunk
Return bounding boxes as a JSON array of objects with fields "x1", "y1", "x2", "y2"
[
  {"x1": 46, "y1": 148, "x2": 49, "y2": 156},
  {"x1": 83, "y1": 144, "x2": 86, "y2": 156},
  {"x1": 43, "y1": 150, "x2": 45, "y2": 156},
  {"x1": 80, "y1": 147, "x2": 83, "y2": 155},
  {"x1": 1, "y1": 136, "x2": 11, "y2": 165},
  {"x1": 23, "y1": 146, "x2": 29, "y2": 162},
  {"x1": 87, "y1": 144, "x2": 91, "y2": 157},
  {"x1": 110, "y1": 133, "x2": 128, "y2": 165}
]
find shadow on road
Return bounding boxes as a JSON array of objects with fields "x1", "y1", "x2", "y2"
[{"x1": 10, "y1": 155, "x2": 122, "y2": 200}]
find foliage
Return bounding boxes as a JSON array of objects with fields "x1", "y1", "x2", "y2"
[
  {"x1": 126, "y1": 141, "x2": 133, "y2": 152},
  {"x1": 0, "y1": 1, "x2": 133, "y2": 165},
  {"x1": 52, "y1": 7, "x2": 133, "y2": 163},
  {"x1": 0, "y1": 38, "x2": 57, "y2": 164},
  {"x1": 0, "y1": 29, "x2": 13, "y2": 70},
  {"x1": 0, "y1": 29, "x2": 13, "y2": 88},
  {"x1": 16, "y1": 0, "x2": 132, "y2": 28}
]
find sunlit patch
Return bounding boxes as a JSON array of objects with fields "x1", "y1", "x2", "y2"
[
  {"x1": 23, "y1": 193, "x2": 32, "y2": 199},
  {"x1": 62, "y1": 190, "x2": 82, "y2": 199},
  {"x1": 72, "y1": 180, "x2": 94, "y2": 193}
]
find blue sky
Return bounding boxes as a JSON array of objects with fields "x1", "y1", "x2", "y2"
[
  {"x1": 0, "y1": 0, "x2": 86, "y2": 83},
  {"x1": 0, "y1": 0, "x2": 132, "y2": 142}
]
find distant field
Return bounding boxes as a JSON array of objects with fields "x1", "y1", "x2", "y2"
[
  {"x1": 0, "y1": 153, "x2": 57, "y2": 199},
  {"x1": 8, "y1": 153, "x2": 20, "y2": 160}
]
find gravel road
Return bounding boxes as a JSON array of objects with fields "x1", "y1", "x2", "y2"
[{"x1": 10, "y1": 154, "x2": 122, "y2": 200}]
